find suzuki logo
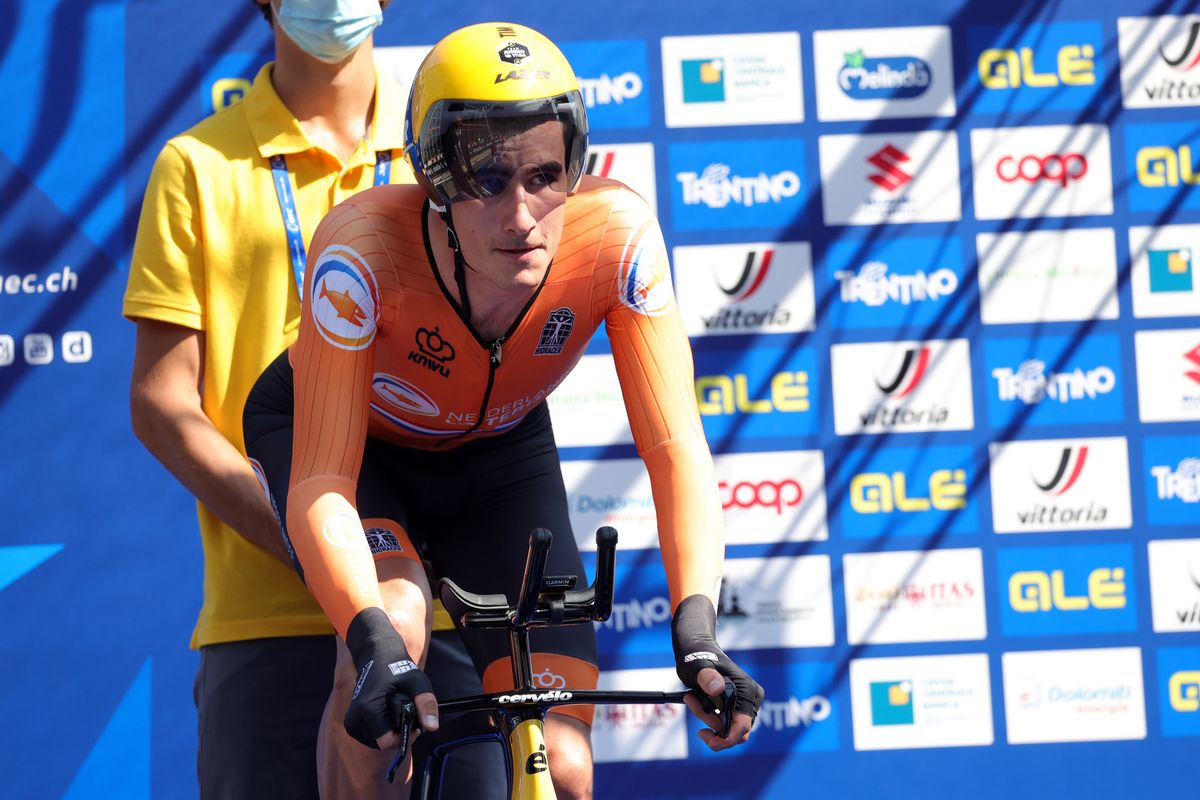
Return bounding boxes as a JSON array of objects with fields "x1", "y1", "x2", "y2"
[
  {"x1": 1035, "y1": 447, "x2": 1089, "y2": 496},
  {"x1": 875, "y1": 347, "x2": 930, "y2": 398},
  {"x1": 718, "y1": 250, "x2": 774, "y2": 302},
  {"x1": 1160, "y1": 22, "x2": 1200, "y2": 72},
  {"x1": 866, "y1": 144, "x2": 912, "y2": 192},
  {"x1": 1186, "y1": 344, "x2": 1200, "y2": 386}
]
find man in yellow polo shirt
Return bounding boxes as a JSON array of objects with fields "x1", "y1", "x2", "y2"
[{"x1": 123, "y1": 2, "x2": 498, "y2": 796}]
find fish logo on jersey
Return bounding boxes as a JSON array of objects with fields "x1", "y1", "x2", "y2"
[
  {"x1": 310, "y1": 244, "x2": 380, "y2": 350},
  {"x1": 617, "y1": 224, "x2": 675, "y2": 316}
]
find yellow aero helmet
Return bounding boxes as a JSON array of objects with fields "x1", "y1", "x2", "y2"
[{"x1": 404, "y1": 22, "x2": 589, "y2": 205}]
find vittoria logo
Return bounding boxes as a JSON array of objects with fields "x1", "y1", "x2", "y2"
[
  {"x1": 1120, "y1": 18, "x2": 1200, "y2": 108},
  {"x1": 534, "y1": 307, "x2": 575, "y2": 356},
  {"x1": 867, "y1": 144, "x2": 912, "y2": 192},
  {"x1": 875, "y1": 346, "x2": 930, "y2": 398},
  {"x1": 408, "y1": 326, "x2": 456, "y2": 377},
  {"x1": 697, "y1": 249, "x2": 794, "y2": 331},
  {"x1": 1160, "y1": 21, "x2": 1200, "y2": 71},
  {"x1": 992, "y1": 359, "x2": 1117, "y2": 404},
  {"x1": 586, "y1": 150, "x2": 618, "y2": 178},
  {"x1": 719, "y1": 249, "x2": 773, "y2": 302},
  {"x1": 989, "y1": 437, "x2": 1132, "y2": 533},
  {"x1": 1186, "y1": 343, "x2": 1200, "y2": 385}
]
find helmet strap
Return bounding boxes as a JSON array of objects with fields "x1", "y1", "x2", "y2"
[{"x1": 440, "y1": 206, "x2": 473, "y2": 321}]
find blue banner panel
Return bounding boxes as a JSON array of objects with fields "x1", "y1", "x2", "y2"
[
  {"x1": 1125, "y1": 121, "x2": 1200, "y2": 213},
  {"x1": 997, "y1": 544, "x2": 1138, "y2": 637},
  {"x1": 668, "y1": 138, "x2": 809, "y2": 231},
  {"x1": 964, "y1": 22, "x2": 1105, "y2": 115},
  {"x1": 1143, "y1": 435, "x2": 1200, "y2": 527},
  {"x1": 1157, "y1": 646, "x2": 1200, "y2": 738}
]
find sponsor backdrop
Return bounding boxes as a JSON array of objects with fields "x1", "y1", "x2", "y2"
[{"x1": 2, "y1": 0, "x2": 1199, "y2": 797}]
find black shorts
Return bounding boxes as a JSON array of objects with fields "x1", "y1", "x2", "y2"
[{"x1": 243, "y1": 352, "x2": 598, "y2": 684}]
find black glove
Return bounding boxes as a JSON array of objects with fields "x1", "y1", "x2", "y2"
[
  {"x1": 671, "y1": 594, "x2": 764, "y2": 724},
  {"x1": 343, "y1": 607, "x2": 434, "y2": 749}
]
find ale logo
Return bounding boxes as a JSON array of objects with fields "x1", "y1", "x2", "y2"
[
  {"x1": 1008, "y1": 567, "x2": 1126, "y2": 612},
  {"x1": 876, "y1": 346, "x2": 930, "y2": 398}
]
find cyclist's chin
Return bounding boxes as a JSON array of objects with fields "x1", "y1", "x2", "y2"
[{"x1": 486, "y1": 248, "x2": 551, "y2": 287}]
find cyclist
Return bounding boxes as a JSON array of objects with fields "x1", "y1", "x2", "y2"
[{"x1": 244, "y1": 21, "x2": 763, "y2": 797}]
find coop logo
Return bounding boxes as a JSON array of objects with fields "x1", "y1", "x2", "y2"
[
  {"x1": 992, "y1": 359, "x2": 1117, "y2": 405},
  {"x1": 998, "y1": 545, "x2": 1138, "y2": 636},
  {"x1": 677, "y1": 163, "x2": 802, "y2": 209},
  {"x1": 971, "y1": 21, "x2": 1102, "y2": 115},
  {"x1": 371, "y1": 374, "x2": 439, "y2": 417},
  {"x1": 579, "y1": 71, "x2": 642, "y2": 107},
  {"x1": 839, "y1": 50, "x2": 931, "y2": 100},
  {"x1": 720, "y1": 478, "x2": 803, "y2": 515},
  {"x1": 832, "y1": 339, "x2": 973, "y2": 435},
  {"x1": 850, "y1": 469, "x2": 966, "y2": 514},
  {"x1": 1153, "y1": 458, "x2": 1200, "y2": 503},
  {"x1": 866, "y1": 144, "x2": 912, "y2": 192},
  {"x1": 989, "y1": 437, "x2": 1132, "y2": 533},
  {"x1": 996, "y1": 153, "x2": 1088, "y2": 186},
  {"x1": 310, "y1": 245, "x2": 379, "y2": 351},
  {"x1": 696, "y1": 371, "x2": 810, "y2": 416},
  {"x1": 835, "y1": 261, "x2": 958, "y2": 308},
  {"x1": 1136, "y1": 144, "x2": 1200, "y2": 187},
  {"x1": 754, "y1": 695, "x2": 832, "y2": 732},
  {"x1": 601, "y1": 596, "x2": 672, "y2": 634}
]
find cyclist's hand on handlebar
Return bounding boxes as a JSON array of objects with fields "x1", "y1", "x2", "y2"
[
  {"x1": 672, "y1": 594, "x2": 764, "y2": 752},
  {"x1": 342, "y1": 607, "x2": 440, "y2": 750}
]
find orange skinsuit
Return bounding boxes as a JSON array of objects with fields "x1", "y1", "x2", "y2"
[{"x1": 284, "y1": 176, "x2": 725, "y2": 648}]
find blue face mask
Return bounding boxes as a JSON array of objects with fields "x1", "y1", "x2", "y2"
[{"x1": 276, "y1": 0, "x2": 383, "y2": 64}]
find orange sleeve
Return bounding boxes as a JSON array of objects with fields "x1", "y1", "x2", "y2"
[
  {"x1": 599, "y1": 189, "x2": 724, "y2": 611},
  {"x1": 285, "y1": 202, "x2": 389, "y2": 639}
]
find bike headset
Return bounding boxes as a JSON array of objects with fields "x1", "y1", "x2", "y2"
[{"x1": 402, "y1": 21, "x2": 589, "y2": 320}]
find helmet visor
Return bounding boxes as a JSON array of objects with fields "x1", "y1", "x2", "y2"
[{"x1": 412, "y1": 91, "x2": 588, "y2": 205}]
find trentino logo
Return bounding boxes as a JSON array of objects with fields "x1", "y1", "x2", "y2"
[
  {"x1": 1150, "y1": 248, "x2": 1194, "y2": 293},
  {"x1": 870, "y1": 681, "x2": 914, "y2": 725},
  {"x1": 678, "y1": 163, "x2": 802, "y2": 209},
  {"x1": 992, "y1": 359, "x2": 1117, "y2": 405},
  {"x1": 1152, "y1": 457, "x2": 1200, "y2": 504},
  {"x1": 835, "y1": 260, "x2": 958, "y2": 308},
  {"x1": 682, "y1": 58, "x2": 725, "y2": 103},
  {"x1": 867, "y1": 144, "x2": 913, "y2": 192},
  {"x1": 839, "y1": 49, "x2": 931, "y2": 99}
]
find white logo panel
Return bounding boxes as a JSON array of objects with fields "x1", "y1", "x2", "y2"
[
  {"x1": 560, "y1": 459, "x2": 656, "y2": 553},
  {"x1": 988, "y1": 437, "x2": 1132, "y2": 533},
  {"x1": 850, "y1": 653, "x2": 994, "y2": 751},
  {"x1": 374, "y1": 45, "x2": 433, "y2": 103},
  {"x1": 830, "y1": 339, "x2": 975, "y2": 435},
  {"x1": 1002, "y1": 647, "x2": 1146, "y2": 744},
  {"x1": 1148, "y1": 539, "x2": 1200, "y2": 633},
  {"x1": 1134, "y1": 328, "x2": 1200, "y2": 422},
  {"x1": 547, "y1": 354, "x2": 634, "y2": 447},
  {"x1": 819, "y1": 131, "x2": 962, "y2": 225},
  {"x1": 812, "y1": 26, "x2": 956, "y2": 121},
  {"x1": 592, "y1": 668, "x2": 688, "y2": 763},
  {"x1": 843, "y1": 549, "x2": 987, "y2": 645},
  {"x1": 673, "y1": 241, "x2": 815, "y2": 337},
  {"x1": 585, "y1": 143, "x2": 658, "y2": 214},
  {"x1": 970, "y1": 124, "x2": 1114, "y2": 220},
  {"x1": 977, "y1": 228, "x2": 1119, "y2": 324},
  {"x1": 661, "y1": 32, "x2": 804, "y2": 128},
  {"x1": 1129, "y1": 225, "x2": 1200, "y2": 319},
  {"x1": 1118, "y1": 16, "x2": 1200, "y2": 109},
  {"x1": 716, "y1": 556, "x2": 835, "y2": 650}
]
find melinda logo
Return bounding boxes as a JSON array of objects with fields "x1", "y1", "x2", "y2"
[
  {"x1": 983, "y1": 335, "x2": 1124, "y2": 428},
  {"x1": 839, "y1": 50, "x2": 930, "y2": 99},
  {"x1": 968, "y1": 21, "x2": 1103, "y2": 113},
  {"x1": 998, "y1": 544, "x2": 1138, "y2": 637},
  {"x1": 669, "y1": 139, "x2": 808, "y2": 230},
  {"x1": 870, "y1": 681, "x2": 913, "y2": 725}
]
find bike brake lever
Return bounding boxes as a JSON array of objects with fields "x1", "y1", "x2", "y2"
[
  {"x1": 385, "y1": 695, "x2": 418, "y2": 784},
  {"x1": 695, "y1": 679, "x2": 738, "y2": 739}
]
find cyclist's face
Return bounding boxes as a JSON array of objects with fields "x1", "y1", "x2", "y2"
[{"x1": 451, "y1": 120, "x2": 568, "y2": 293}]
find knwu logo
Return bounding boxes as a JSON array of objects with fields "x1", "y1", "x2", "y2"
[{"x1": 992, "y1": 359, "x2": 1116, "y2": 405}]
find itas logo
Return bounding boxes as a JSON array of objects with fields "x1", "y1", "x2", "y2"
[
  {"x1": 998, "y1": 544, "x2": 1138, "y2": 636},
  {"x1": 754, "y1": 695, "x2": 832, "y2": 732},
  {"x1": 839, "y1": 50, "x2": 930, "y2": 100},
  {"x1": 310, "y1": 245, "x2": 379, "y2": 351},
  {"x1": 996, "y1": 153, "x2": 1088, "y2": 187},
  {"x1": 835, "y1": 260, "x2": 958, "y2": 308},
  {"x1": 677, "y1": 163, "x2": 802, "y2": 209},
  {"x1": 970, "y1": 22, "x2": 1103, "y2": 113},
  {"x1": 854, "y1": 580, "x2": 978, "y2": 612},
  {"x1": 1149, "y1": 248, "x2": 1194, "y2": 293},
  {"x1": 870, "y1": 681, "x2": 913, "y2": 726},
  {"x1": 696, "y1": 371, "x2": 809, "y2": 415},
  {"x1": 992, "y1": 359, "x2": 1117, "y2": 405},
  {"x1": 866, "y1": 144, "x2": 912, "y2": 192},
  {"x1": 720, "y1": 478, "x2": 803, "y2": 515},
  {"x1": 850, "y1": 469, "x2": 966, "y2": 514},
  {"x1": 681, "y1": 58, "x2": 725, "y2": 103},
  {"x1": 1152, "y1": 458, "x2": 1200, "y2": 503},
  {"x1": 407, "y1": 327, "x2": 456, "y2": 378},
  {"x1": 534, "y1": 307, "x2": 575, "y2": 356}
]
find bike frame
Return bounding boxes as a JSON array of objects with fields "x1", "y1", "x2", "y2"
[{"x1": 391, "y1": 526, "x2": 734, "y2": 800}]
